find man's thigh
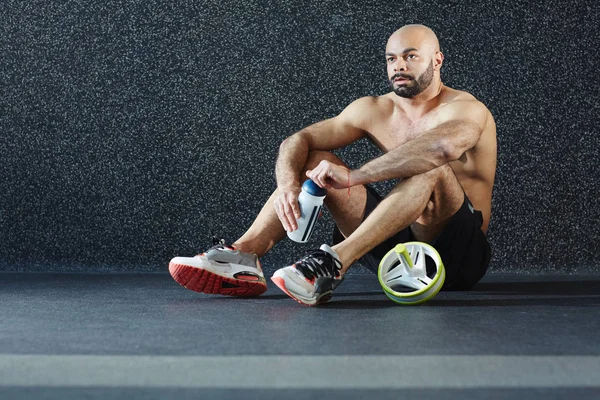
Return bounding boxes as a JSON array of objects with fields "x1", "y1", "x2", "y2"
[{"x1": 409, "y1": 164, "x2": 466, "y2": 243}]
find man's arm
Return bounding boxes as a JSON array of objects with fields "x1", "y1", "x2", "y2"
[
  {"x1": 276, "y1": 97, "x2": 371, "y2": 190},
  {"x1": 350, "y1": 100, "x2": 488, "y2": 185},
  {"x1": 274, "y1": 97, "x2": 371, "y2": 231}
]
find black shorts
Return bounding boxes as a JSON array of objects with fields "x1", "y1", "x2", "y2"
[{"x1": 332, "y1": 185, "x2": 491, "y2": 290}]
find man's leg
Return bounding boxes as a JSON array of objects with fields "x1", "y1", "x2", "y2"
[
  {"x1": 233, "y1": 150, "x2": 368, "y2": 257},
  {"x1": 235, "y1": 151, "x2": 464, "y2": 270},
  {"x1": 269, "y1": 154, "x2": 466, "y2": 305},
  {"x1": 169, "y1": 150, "x2": 368, "y2": 297},
  {"x1": 332, "y1": 164, "x2": 465, "y2": 274},
  {"x1": 231, "y1": 190, "x2": 287, "y2": 257}
]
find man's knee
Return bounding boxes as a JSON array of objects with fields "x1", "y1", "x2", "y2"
[
  {"x1": 403, "y1": 164, "x2": 456, "y2": 190},
  {"x1": 304, "y1": 150, "x2": 344, "y2": 171}
]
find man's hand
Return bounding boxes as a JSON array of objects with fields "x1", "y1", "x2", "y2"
[
  {"x1": 306, "y1": 160, "x2": 351, "y2": 190},
  {"x1": 274, "y1": 187, "x2": 302, "y2": 232}
]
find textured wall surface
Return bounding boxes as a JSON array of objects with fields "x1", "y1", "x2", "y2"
[{"x1": 1, "y1": 0, "x2": 598, "y2": 274}]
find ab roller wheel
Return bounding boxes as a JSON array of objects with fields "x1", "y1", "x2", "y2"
[{"x1": 377, "y1": 242, "x2": 445, "y2": 305}]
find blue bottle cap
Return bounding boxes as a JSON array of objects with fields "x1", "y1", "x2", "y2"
[{"x1": 302, "y1": 179, "x2": 327, "y2": 197}]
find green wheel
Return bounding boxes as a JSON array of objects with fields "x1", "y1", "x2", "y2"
[{"x1": 377, "y1": 242, "x2": 445, "y2": 305}]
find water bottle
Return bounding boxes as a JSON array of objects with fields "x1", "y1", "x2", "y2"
[{"x1": 287, "y1": 179, "x2": 327, "y2": 243}]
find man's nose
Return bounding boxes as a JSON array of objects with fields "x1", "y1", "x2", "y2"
[{"x1": 394, "y1": 58, "x2": 407, "y2": 72}]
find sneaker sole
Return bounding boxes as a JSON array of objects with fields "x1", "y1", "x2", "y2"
[
  {"x1": 271, "y1": 276, "x2": 332, "y2": 306},
  {"x1": 169, "y1": 262, "x2": 267, "y2": 297}
]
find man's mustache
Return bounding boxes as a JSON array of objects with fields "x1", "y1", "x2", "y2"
[{"x1": 390, "y1": 73, "x2": 414, "y2": 82}]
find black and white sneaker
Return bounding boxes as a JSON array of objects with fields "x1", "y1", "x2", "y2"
[{"x1": 271, "y1": 244, "x2": 344, "y2": 306}]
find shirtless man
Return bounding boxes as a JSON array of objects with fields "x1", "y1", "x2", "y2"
[{"x1": 169, "y1": 24, "x2": 497, "y2": 306}]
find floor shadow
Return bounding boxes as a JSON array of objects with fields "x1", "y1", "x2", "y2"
[
  {"x1": 164, "y1": 280, "x2": 600, "y2": 308},
  {"x1": 318, "y1": 295, "x2": 600, "y2": 309},
  {"x1": 313, "y1": 279, "x2": 600, "y2": 309},
  {"x1": 471, "y1": 280, "x2": 600, "y2": 296},
  {"x1": 428, "y1": 295, "x2": 600, "y2": 308},
  {"x1": 318, "y1": 299, "x2": 402, "y2": 309}
]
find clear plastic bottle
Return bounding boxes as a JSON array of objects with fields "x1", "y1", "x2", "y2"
[{"x1": 287, "y1": 179, "x2": 327, "y2": 243}]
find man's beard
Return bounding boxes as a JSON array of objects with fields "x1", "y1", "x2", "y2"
[{"x1": 390, "y1": 61, "x2": 434, "y2": 98}]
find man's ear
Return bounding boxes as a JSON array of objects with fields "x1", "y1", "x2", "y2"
[{"x1": 434, "y1": 51, "x2": 445, "y2": 71}]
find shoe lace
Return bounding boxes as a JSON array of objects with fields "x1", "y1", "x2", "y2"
[
  {"x1": 295, "y1": 250, "x2": 342, "y2": 281},
  {"x1": 208, "y1": 237, "x2": 234, "y2": 251}
]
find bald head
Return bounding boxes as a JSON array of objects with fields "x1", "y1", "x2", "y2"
[{"x1": 388, "y1": 24, "x2": 440, "y2": 54}]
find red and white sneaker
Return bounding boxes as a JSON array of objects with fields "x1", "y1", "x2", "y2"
[
  {"x1": 271, "y1": 244, "x2": 344, "y2": 306},
  {"x1": 169, "y1": 238, "x2": 267, "y2": 297}
]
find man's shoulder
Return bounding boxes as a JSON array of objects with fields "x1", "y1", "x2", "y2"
[
  {"x1": 440, "y1": 86, "x2": 487, "y2": 110},
  {"x1": 347, "y1": 94, "x2": 396, "y2": 116},
  {"x1": 438, "y1": 86, "x2": 490, "y2": 119},
  {"x1": 437, "y1": 87, "x2": 492, "y2": 130},
  {"x1": 340, "y1": 95, "x2": 394, "y2": 121},
  {"x1": 349, "y1": 94, "x2": 394, "y2": 107}
]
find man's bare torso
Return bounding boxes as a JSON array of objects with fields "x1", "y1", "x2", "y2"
[{"x1": 360, "y1": 86, "x2": 497, "y2": 232}]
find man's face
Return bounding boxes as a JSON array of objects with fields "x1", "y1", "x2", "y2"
[
  {"x1": 385, "y1": 34, "x2": 437, "y2": 98},
  {"x1": 388, "y1": 59, "x2": 434, "y2": 98}
]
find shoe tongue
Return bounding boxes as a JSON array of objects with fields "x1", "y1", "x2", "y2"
[{"x1": 319, "y1": 244, "x2": 340, "y2": 262}]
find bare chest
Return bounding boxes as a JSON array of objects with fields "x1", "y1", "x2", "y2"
[{"x1": 368, "y1": 113, "x2": 441, "y2": 152}]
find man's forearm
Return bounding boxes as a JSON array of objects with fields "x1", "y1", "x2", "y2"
[
  {"x1": 349, "y1": 124, "x2": 462, "y2": 186},
  {"x1": 276, "y1": 134, "x2": 310, "y2": 190},
  {"x1": 351, "y1": 141, "x2": 445, "y2": 185},
  {"x1": 349, "y1": 120, "x2": 480, "y2": 186}
]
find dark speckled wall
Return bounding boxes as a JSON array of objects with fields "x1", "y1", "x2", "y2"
[{"x1": 1, "y1": 0, "x2": 598, "y2": 274}]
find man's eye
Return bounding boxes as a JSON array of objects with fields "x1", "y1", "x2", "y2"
[
  {"x1": 387, "y1": 57, "x2": 395, "y2": 63},
  {"x1": 407, "y1": 54, "x2": 417, "y2": 59}
]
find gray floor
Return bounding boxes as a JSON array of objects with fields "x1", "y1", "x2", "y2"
[{"x1": 1, "y1": 272, "x2": 599, "y2": 399}]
